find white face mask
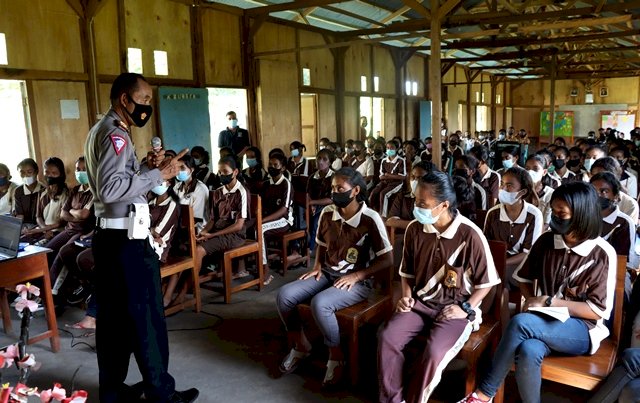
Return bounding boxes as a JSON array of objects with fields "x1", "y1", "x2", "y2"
[
  {"x1": 527, "y1": 169, "x2": 543, "y2": 184},
  {"x1": 23, "y1": 176, "x2": 36, "y2": 186},
  {"x1": 410, "y1": 180, "x2": 418, "y2": 195},
  {"x1": 498, "y1": 189, "x2": 522, "y2": 206}
]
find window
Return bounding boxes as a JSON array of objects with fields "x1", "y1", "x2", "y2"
[
  {"x1": 0, "y1": 33, "x2": 7, "y2": 65},
  {"x1": 373, "y1": 76, "x2": 379, "y2": 92},
  {"x1": 127, "y1": 48, "x2": 143, "y2": 74},
  {"x1": 361, "y1": 75, "x2": 367, "y2": 92},
  {"x1": 0, "y1": 80, "x2": 32, "y2": 180},
  {"x1": 475, "y1": 91, "x2": 480, "y2": 103},
  {"x1": 476, "y1": 105, "x2": 489, "y2": 131},
  {"x1": 496, "y1": 94, "x2": 502, "y2": 105},
  {"x1": 153, "y1": 50, "x2": 168, "y2": 76},
  {"x1": 412, "y1": 81, "x2": 418, "y2": 96},
  {"x1": 405, "y1": 80, "x2": 411, "y2": 96},
  {"x1": 481, "y1": 92, "x2": 485, "y2": 103},
  {"x1": 302, "y1": 68, "x2": 311, "y2": 86}
]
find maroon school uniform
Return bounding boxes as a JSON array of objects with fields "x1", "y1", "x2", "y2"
[
  {"x1": 369, "y1": 155, "x2": 406, "y2": 216},
  {"x1": 483, "y1": 202, "x2": 543, "y2": 256},
  {"x1": 63, "y1": 185, "x2": 95, "y2": 234},
  {"x1": 149, "y1": 196, "x2": 180, "y2": 263},
  {"x1": 477, "y1": 169, "x2": 500, "y2": 209},
  {"x1": 13, "y1": 183, "x2": 44, "y2": 225},
  {"x1": 200, "y1": 181, "x2": 250, "y2": 255}
]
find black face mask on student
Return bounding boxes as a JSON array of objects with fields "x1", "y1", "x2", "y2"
[
  {"x1": 268, "y1": 167, "x2": 282, "y2": 178},
  {"x1": 219, "y1": 173, "x2": 234, "y2": 186},
  {"x1": 46, "y1": 176, "x2": 63, "y2": 186},
  {"x1": 598, "y1": 196, "x2": 613, "y2": 210},
  {"x1": 125, "y1": 95, "x2": 153, "y2": 128},
  {"x1": 453, "y1": 168, "x2": 468, "y2": 178},
  {"x1": 331, "y1": 189, "x2": 354, "y2": 208},
  {"x1": 550, "y1": 215, "x2": 571, "y2": 235},
  {"x1": 552, "y1": 159, "x2": 566, "y2": 169},
  {"x1": 566, "y1": 159, "x2": 580, "y2": 169}
]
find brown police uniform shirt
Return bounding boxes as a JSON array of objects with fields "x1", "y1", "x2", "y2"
[
  {"x1": 400, "y1": 213, "x2": 501, "y2": 315},
  {"x1": 13, "y1": 182, "x2": 45, "y2": 225},
  {"x1": 513, "y1": 232, "x2": 617, "y2": 354},
  {"x1": 210, "y1": 181, "x2": 250, "y2": 236},
  {"x1": 315, "y1": 202, "x2": 391, "y2": 275},
  {"x1": 149, "y1": 196, "x2": 180, "y2": 263},
  {"x1": 477, "y1": 169, "x2": 500, "y2": 209},
  {"x1": 307, "y1": 169, "x2": 334, "y2": 201},
  {"x1": 63, "y1": 184, "x2": 95, "y2": 234},
  {"x1": 262, "y1": 175, "x2": 293, "y2": 225},
  {"x1": 484, "y1": 202, "x2": 543, "y2": 256}
]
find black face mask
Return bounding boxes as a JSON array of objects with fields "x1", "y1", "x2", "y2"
[
  {"x1": 598, "y1": 196, "x2": 613, "y2": 210},
  {"x1": 125, "y1": 95, "x2": 153, "y2": 128},
  {"x1": 454, "y1": 169, "x2": 468, "y2": 178},
  {"x1": 46, "y1": 176, "x2": 62, "y2": 186},
  {"x1": 552, "y1": 159, "x2": 566, "y2": 170},
  {"x1": 219, "y1": 173, "x2": 234, "y2": 186},
  {"x1": 550, "y1": 215, "x2": 571, "y2": 235},
  {"x1": 268, "y1": 167, "x2": 282, "y2": 178},
  {"x1": 566, "y1": 159, "x2": 580, "y2": 169},
  {"x1": 449, "y1": 141, "x2": 458, "y2": 147},
  {"x1": 331, "y1": 190, "x2": 354, "y2": 208}
]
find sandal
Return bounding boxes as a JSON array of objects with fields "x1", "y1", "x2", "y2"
[
  {"x1": 65, "y1": 321, "x2": 96, "y2": 330},
  {"x1": 263, "y1": 274, "x2": 274, "y2": 286},
  {"x1": 279, "y1": 348, "x2": 311, "y2": 374},
  {"x1": 322, "y1": 360, "x2": 346, "y2": 388},
  {"x1": 232, "y1": 270, "x2": 250, "y2": 280}
]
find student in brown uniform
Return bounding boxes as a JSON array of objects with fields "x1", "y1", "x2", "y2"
[
  {"x1": 307, "y1": 149, "x2": 334, "y2": 254},
  {"x1": 454, "y1": 155, "x2": 487, "y2": 211},
  {"x1": 287, "y1": 141, "x2": 310, "y2": 179},
  {"x1": 568, "y1": 146, "x2": 586, "y2": 179},
  {"x1": 591, "y1": 157, "x2": 639, "y2": 224},
  {"x1": 0, "y1": 163, "x2": 17, "y2": 215},
  {"x1": 378, "y1": 170, "x2": 500, "y2": 403},
  {"x1": 277, "y1": 167, "x2": 392, "y2": 386},
  {"x1": 369, "y1": 140, "x2": 406, "y2": 217},
  {"x1": 525, "y1": 154, "x2": 553, "y2": 226},
  {"x1": 549, "y1": 145, "x2": 577, "y2": 186},
  {"x1": 484, "y1": 166, "x2": 543, "y2": 285},
  {"x1": 470, "y1": 145, "x2": 500, "y2": 208},
  {"x1": 461, "y1": 182, "x2": 617, "y2": 403},
  {"x1": 242, "y1": 146, "x2": 267, "y2": 195},
  {"x1": 193, "y1": 156, "x2": 249, "y2": 282},
  {"x1": 351, "y1": 140, "x2": 374, "y2": 189},
  {"x1": 13, "y1": 158, "x2": 44, "y2": 228},
  {"x1": 497, "y1": 146, "x2": 519, "y2": 175}
]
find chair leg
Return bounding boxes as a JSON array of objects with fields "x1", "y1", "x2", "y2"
[
  {"x1": 349, "y1": 323, "x2": 359, "y2": 386},
  {"x1": 0, "y1": 288, "x2": 12, "y2": 334},
  {"x1": 256, "y1": 253, "x2": 264, "y2": 291},
  {"x1": 465, "y1": 358, "x2": 478, "y2": 397},
  {"x1": 223, "y1": 254, "x2": 233, "y2": 304},
  {"x1": 493, "y1": 383, "x2": 505, "y2": 403},
  {"x1": 281, "y1": 240, "x2": 288, "y2": 276},
  {"x1": 191, "y1": 266, "x2": 201, "y2": 313}
]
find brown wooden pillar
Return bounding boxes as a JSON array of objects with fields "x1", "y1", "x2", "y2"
[{"x1": 430, "y1": 0, "x2": 442, "y2": 168}]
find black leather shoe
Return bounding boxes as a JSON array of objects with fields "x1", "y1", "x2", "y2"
[{"x1": 169, "y1": 388, "x2": 199, "y2": 403}]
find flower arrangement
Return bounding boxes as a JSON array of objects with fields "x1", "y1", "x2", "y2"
[{"x1": 0, "y1": 284, "x2": 87, "y2": 403}]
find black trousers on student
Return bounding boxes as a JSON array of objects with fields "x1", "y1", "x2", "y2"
[{"x1": 93, "y1": 228, "x2": 175, "y2": 403}]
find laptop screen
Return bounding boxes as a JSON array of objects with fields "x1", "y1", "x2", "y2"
[{"x1": 0, "y1": 216, "x2": 23, "y2": 257}]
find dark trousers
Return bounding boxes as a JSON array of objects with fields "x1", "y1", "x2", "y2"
[
  {"x1": 93, "y1": 229, "x2": 175, "y2": 403},
  {"x1": 47, "y1": 229, "x2": 81, "y2": 284}
]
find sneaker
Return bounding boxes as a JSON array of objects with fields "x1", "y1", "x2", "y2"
[
  {"x1": 67, "y1": 285, "x2": 89, "y2": 305},
  {"x1": 168, "y1": 388, "x2": 199, "y2": 403},
  {"x1": 322, "y1": 359, "x2": 346, "y2": 387},
  {"x1": 279, "y1": 348, "x2": 310, "y2": 374},
  {"x1": 457, "y1": 392, "x2": 493, "y2": 403}
]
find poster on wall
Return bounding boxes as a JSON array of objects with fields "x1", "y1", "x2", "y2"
[
  {"x1": 601, "y1": 111, "x2": 636, "y2": 138},
  {"x1": 540, "y1": 111, "x2": 574, "y2": 138},
  {"x1": 157, "y1": 87, "x2": 211, "y2": 156},
  {"x1": 419, "y1": 100, "x2": 432, "y2": 139}
]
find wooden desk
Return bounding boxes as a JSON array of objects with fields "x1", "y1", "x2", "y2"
[{"x1": 0, "y1": 246, "x2": 59, "y2": 352}]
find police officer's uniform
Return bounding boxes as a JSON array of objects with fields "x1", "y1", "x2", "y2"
[{"x1": 85, "y1": 108, "x2": 175, "y2": 402}]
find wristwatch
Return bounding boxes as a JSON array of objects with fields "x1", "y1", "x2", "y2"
[
  {"x1": 545, "y1": 296, "x2": 553, "y2": 307},
  {"x1": 460, "y1": 301, "x2": 476, "y2": 321}
]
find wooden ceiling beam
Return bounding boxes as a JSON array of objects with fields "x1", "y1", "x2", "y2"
[
  {"x1": 471, "y1": 57, "x2": 640, "y2": 69},
  {"x1": 65, "y1": 0, "x2": 85, "y2": 19},
  {"x1": 323, "y1": 5, "x2": 386, "y2": 27},
  {"x1": 518, "y1": 14, "x2": 633, "y2": 33},
  {"x1": 442, "y1": 45, "x2": 640, "y2": 62},
  {"x1": 401, "y1": 0, "x2": 431, "y2": 20},
  {"x1": 246, "y1": 0, "x2": 348, "y2": 16},
  {"x1": 439, "y1": 0, "x2": 462, "y2": 20}
]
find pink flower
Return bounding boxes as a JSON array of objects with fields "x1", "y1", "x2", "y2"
[
  {"x1": 14, "y1": 298, "x2": 39, "y2": 313},
  {"x1": 62, "y1": 390, "x2": 88, "y2": 403},
  {"x1": 16, "y1": 353, "x2": 38, "y2": 369},
  {"x1": 15, "y1": 283, "x2": 40, "y2": 298},
  {"x1": 39, "y1": 383, "x2": 66, "y2": 402},
  {"x1": 0, "y1": 344, "x2": 18, "y2": 368}
]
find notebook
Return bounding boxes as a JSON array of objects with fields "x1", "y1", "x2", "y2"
[{"x1": 0, "y1": 215, "x2": 24, "y2": 261}]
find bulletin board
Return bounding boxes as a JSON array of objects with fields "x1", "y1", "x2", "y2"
[
  {"x1": 601, "y1": 111, "x2": 636, "y2": 138},
  {"x1": 157, "y1": 87, "x2": 211, "y2": 154},
  {"x1": 540, "y1": 111, "x2": 574, "y2": 138}
]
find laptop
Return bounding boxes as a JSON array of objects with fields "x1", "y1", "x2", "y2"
[{"x1": 0, "y1": 215, "x2": 24, "y2": 261}]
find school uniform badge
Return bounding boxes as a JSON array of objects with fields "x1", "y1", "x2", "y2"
[
  {"x1": 346, "y1": 247, "x2": 358, "y2": 264},
  {"x1": 444, "y1": 269, "x2": 458, "y2": 288},
  {"x1": 110, "y1": 134, "x2": 127, "y2": 156}
]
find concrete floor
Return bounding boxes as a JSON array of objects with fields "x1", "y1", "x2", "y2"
[{"x1": 0, "y1": 268, "x2": 590, "y2": 402}]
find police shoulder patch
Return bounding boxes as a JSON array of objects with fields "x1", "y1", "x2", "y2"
[{"x1": 110, "y1": 134, "x2": 127, "y2": 156}]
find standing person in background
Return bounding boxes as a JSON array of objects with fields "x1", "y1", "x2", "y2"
[
  {"x1": 218, "y1": 111, "x2": 250, "y2": 165},
  {"x1": 85, "y1": 72, "x2": 197, "y2": 403},
  {"x1": 0, "y1": 163, "x2": 17, "y2": 215},
  {"x1": 13, "y1": 158, "x2": 44, "y2": 228}
]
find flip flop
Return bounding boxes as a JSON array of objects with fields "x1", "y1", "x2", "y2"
[
  {"x1": 263, "y1": 274, "x2": 275, "y2": 286},
  {"x1": 65, "y1": 321, "x2": 96, "y2": 330},
  {"x1": 279, "y1": 348, "x2": 311, "y2": 374},
  {"x1": 232, "y1": 270, "x2": 251, "y2": 280}
]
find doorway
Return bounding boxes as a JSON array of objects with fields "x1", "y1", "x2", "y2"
[
  {"x1": 359, "y1": 96, "x2": 384, "y2": 139},
  {"x1": 0, "y1": 80, "x2": 32, "y2": 179},
  {"x1": 207, "y1": 87, "x2": 248, "y2": 168},
  {"x1": 300, "y1": 93, "x2": 318, "y2": 156}
]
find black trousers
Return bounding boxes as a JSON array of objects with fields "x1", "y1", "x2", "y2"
[{"x1": 93, "y1": 228, "x2": 175, "y2": 402}]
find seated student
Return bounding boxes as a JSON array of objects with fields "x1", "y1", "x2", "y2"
[
  {"x1": 62, "y1": 243, "x2": 96, "y2": 330},
  {"x1": 497, "y1": 146, "x2": 519, "y2": 176},
  {"x1": 536, "y1": 149, "x2": 560, "y2": 190},
  {"x1": 470, "y1": 145, "x2": 500, "y2": 208},
  {"x1": 567, "y1": 146, "x2": 587, "y2": 180},
  {"x1": 611, "y1": 146, "x2": 639, "y2": 199},
  {"x1": 443, "y1": 132, "x2": 465, "y2": 172},
  {"x1": 591, "y1": 157, "x2": 639, "y2": 224},
  {"x1": 484, "y1": 166, "x2": 543, "y2": 285},
  {"x1": 420, "y1": 137, "x2": 433, "y2": 162},
  {"x1": 370, "y1": 139, "x2": 386, "y2": 185},
  {"x1": 454, "y1": 155, "x2": 487, "y2": 210},
  {"x1": 342, "y1": 139, "x2": 355, "y2": 167},
  {"x1": 242, "y1": 146, "x2": 267, "y2": 195},
  {"x1": 379, "y1": 170, "x2": 500, "y2": 403},
  {"x1": 369, "y1": 140, "x2": 406, "y2": 217},
  {"x1": 351, "y1": 140, "x2": 374, "y2": 189},
  {"x1": 261, "y1": 152, "x2": 294, "y2": 285},
  {"x1": 460, "y1": 182, "x2": 616, "y2": 403},
  {"x1": 173, "y1": 154, "x2": 209, "y2": 228},
  {"x1": 48, "y1": 157, "x2": 95, "y2": 285},
  {"x1": 0, "y1": 163, "x2": 18, "y2": 215},
  {"x1": 584, "y1": 144, "x2": 607, "y2": 179},
  {"x1": 22, "y1": 157, "x2": 69, "y2": 244},
  {"x1": 287, "y1": 141, "x2": 310, "y2": 178},
  {"x1": 402, "y1": 140, "x2": 420, "y2": 172},
  {"x1": 277, "y1": 167, "x2": 392, "y2": 386},
  {"x1": 549, "y1": 145, "x2": 577, "y2": 186},
  {"x1": 13, "y1": 158, "x2": 44, "y2": 227},
  {"x1": 525, "y1": 154, "x2": 554, "y2": 226},
  {"x1": 386, "y1": 162, "x2": 432, "y2": 267},
  {"x1": 324, "y1": 142, "x2": 342, "y2": 171},
  {"x1": 307, "y1": 149, "x2": 334, "y2": 253},
  {"x1": 589, "y1": 348, "x2": 640, "y2": 403},
  {"x1": 190, "y1": 145, "x2": 215, "y2": 189},
  {"x1": 318, "y1": 137, "x2": 331, "y2": 151}
]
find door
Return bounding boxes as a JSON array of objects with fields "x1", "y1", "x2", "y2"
[{"x1": 300, "y1": 94, "x2": 318, "y2": 156}]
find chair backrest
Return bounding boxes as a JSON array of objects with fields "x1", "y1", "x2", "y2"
[
  {"x1": 250, "y1": 194, "x2": 263, "y2": 251},
  {"x1": 611, "y1": 255, "x2": 627, "y2": 346},
  {"x1": 487, "y1": 240, "x2": 507, "y2": 319},
  {"x1": 179, "y1": 205, "x2": 197, "y2": 259},
  {"x1": 292, "y1": 191, "x2": 310, "y2": 233}
]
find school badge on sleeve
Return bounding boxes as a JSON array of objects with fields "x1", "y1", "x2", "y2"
[
  {"x1": 444, "y1": 269, "x2": 458, "y2": 288},
  {"x1": 346, "y1": 247, "x2": 359, "y2": 264}
]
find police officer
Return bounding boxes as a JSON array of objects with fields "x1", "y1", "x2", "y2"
[{"x1": 84, "y1": 73, "x2": 198, "y2": 403}]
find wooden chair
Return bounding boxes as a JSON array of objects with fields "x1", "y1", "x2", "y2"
[
  {"x1": 217, "y1": 195, "x2": 264, "y2": 304},
  {"x1": 268, "y1": 191, "x2": 311, "y2": 276},
  {"x1": 160, "y1": 205, "x2": 201, "y2": 316},
  {"x1": 475, "y1": 209, "x2": 488, "y2": 229},
  {"x1": 298, "y1": 263, "x2": 394, "y2": 386}
]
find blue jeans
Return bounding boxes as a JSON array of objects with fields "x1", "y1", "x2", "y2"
[
  {"x1": 589, "y1": 348, "x2": 640, "y2": 403},
  {"x1": 478, "y1": 313, "x2": 590, "y2": 403},
  {"x1": 308, "y1": 207, "x2": 323, "y2": 252}
]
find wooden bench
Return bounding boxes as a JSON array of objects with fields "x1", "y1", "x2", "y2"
[{"x1": 160, "y1": 205, "x2": 201, "y2": 316}]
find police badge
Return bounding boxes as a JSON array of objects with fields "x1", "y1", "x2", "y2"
[{"x1": 346, "y1": 247, "x2": 358, "y2": 264}]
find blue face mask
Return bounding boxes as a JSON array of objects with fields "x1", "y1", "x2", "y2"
[
  {"x1": 151, "y1": 184, "x2": 169, "y2": 195},
  {"x1": 413, "y1": 205, "x2": 442, "y2": 225},
  {"x1": 193, "y1": 158, "x2": 202, "y2": 166},
  {"x1": 176, "y1": 170, "x2": 190, "y2": 182},
  {"x1": 291, "y1": 149, "x2": 300, "y2": 158},
  {"x1": 75, "y1": 171, "x2": 89, "y2": 185},
  {"x1": 246, "y1": 158, "x2": 258, "y2": 168},
  {"x1": 386, "y1": 149, "x2": 397, "y2": 158},
  {"x1": 502, "y1": 159, "x2": 514, "y2": 169}
]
